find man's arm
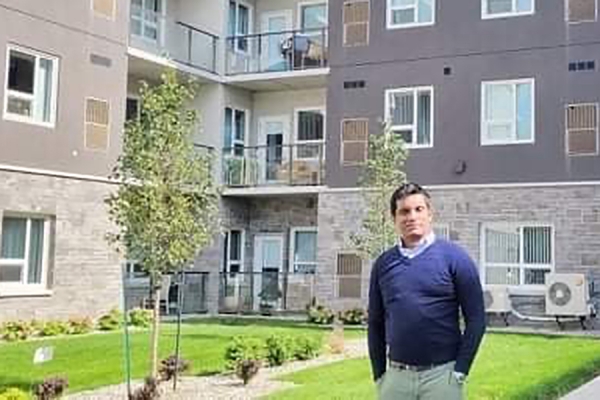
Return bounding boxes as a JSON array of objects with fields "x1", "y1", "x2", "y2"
[
  {"x1": 367, "y1": 259, "x2": 386, "y2": 381},
  {"x1": 453, "y1": 248, "x2": 486, "y2": 375}
]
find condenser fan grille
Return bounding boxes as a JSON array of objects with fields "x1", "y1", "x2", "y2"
[{"x1": 549, "y1": 282, "x2": 572, "y2": 306}]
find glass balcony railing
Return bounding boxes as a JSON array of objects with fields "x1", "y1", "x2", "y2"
[
  {"x1": 225, "y1": 27, "x2": 328, "y2": 75},
  {"x1": 129, "y1": 4, "x2": 218, "y2": 74},
  {"x1": 222, "y1": 142, "x2": 325, "y2": 187}
]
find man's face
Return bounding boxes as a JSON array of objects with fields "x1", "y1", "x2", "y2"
[{"x1": 394, "y1": 194, "x2": 433, "y2": 244}]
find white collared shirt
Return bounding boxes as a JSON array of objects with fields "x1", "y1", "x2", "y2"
[{"x1": 398, "y1": 231, "x2": 436, "y2": 259}]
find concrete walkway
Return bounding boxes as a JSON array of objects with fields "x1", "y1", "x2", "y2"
[{"x1": 560, "y1": 375, "x2": 600, "y2": 400}]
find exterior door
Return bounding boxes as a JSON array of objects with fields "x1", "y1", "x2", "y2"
[
  {"x1": 253, "y1": 235, "x2": 284, "y2": 311},
  {"x1": 259, "y1": 116, "x2": 290, "y2": 184},
  {"x1": 261, "y1": 11, "x2": 292, "y2": 71}
]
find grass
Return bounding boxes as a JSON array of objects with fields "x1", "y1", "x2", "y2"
[
  {"x1": 266, "y1": 333, "x2": 600, "y2": 400},
  {"x1": 0, "y1": 317, "x2": 365, "y2": 393}
]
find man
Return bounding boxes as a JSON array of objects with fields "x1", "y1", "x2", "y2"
[{"x1": 368, "y1": 182, "x2": 486, "y2": 400}]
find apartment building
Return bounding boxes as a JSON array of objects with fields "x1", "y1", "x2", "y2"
[
  {"x1": 1, "y1": 0, "x2": 599, "y2": 321},
  {"x1": 0, "y1": 0, "x2": 127, "y2": 321}
]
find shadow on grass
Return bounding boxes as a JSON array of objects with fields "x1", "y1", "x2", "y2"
[
  {"x1": 512, "y1": 357, "x2": 600, "y2": 400},
  {"x1": 0, "y1": 376, "x2": 38, "y2": 392}
]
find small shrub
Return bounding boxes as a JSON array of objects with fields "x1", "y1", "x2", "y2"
[
  {"x1": 236, "y1": 359, "x2": 261, "y2": 385},
  {"x1": 307, "y1": 305, "x2": 335, "y2": 325},
  {"x1": 33, "y1": 377, "x2": 68, "y2": 400},
  {"x1": 338, "y1": 308, "x2": 366, "y2": 325},
  {"x1": 67, "y1": 318, "x2": 94, "y2": 335},
  {"x1": 97, "y1": 309, "x2": 122, "y2": 331},
  {"x1": 0, "y1": 388, "x2": 31, "y2": 400},
  {"x1": 158, "y1": 355, "x2": 190, "y2": 382},
  {"x1": 39, "y1": 321, "x2": 69, "y2": 337},
  {"x1": 131, "y1": 377, "x2": 159, "y2": 400},
  {"x1": 224, "y1": 336, "x2": 264, "y2": 369},
  {"x1": 265, "y1": 335, "x2": 293, "y2": 366},
  {"x1": 0, "y1": 321, "x2": 34, "y2": 342},
  {"x1": 293, "y1": 336, "x2": 322, "y2": 360},
  {"x1": 128, "y1": 308, "x2": 153, "y2": 328}
]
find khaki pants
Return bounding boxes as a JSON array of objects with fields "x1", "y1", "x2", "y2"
[{"x1": 377, "y1": 361, "x2": 464, "y2": 400}]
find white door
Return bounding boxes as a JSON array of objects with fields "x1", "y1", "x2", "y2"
[
  {"x1": 260, "y1": 11, "x2": 292, "y2": 72},
  {"x1": 259, "y1": 116, "x2": 290, "y2": 184},
  {"x1": 253, "y1": 235, "x2": 284, "y2": 310}
]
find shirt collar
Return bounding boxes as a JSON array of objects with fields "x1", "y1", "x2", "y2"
[{"x1": 398, "y1": 231, "x2": 436, "y2": 259}]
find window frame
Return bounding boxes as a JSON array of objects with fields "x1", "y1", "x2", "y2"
[
  {"x1": 294, "y1": 107, "x2": 326, "y2": 160},
  {"x1": 565, "y1": 102, "x2": 599, "y2": 156},
  {"x1": 481, "y1": 0, "x2": 535, "y2": 20},
  {"x1": 224, "y1": 229, "x2": 245, "y2": 274},
  {"x1": 335, "y1": 251, "x2": 363, "y2": 299},
  {"x1": 386, "y1": 0, "x2": 436, "y2": 30},
  {"x1": 340, "y1": 118, "x2": 369, "y2": 166},
  {"x1": 224, "y1": 106, "x2": 249, "y2": 156},
  {"x1": 130, "y1": 0, "x2": 166, "y2": 45},
  {"x1": 229, "y1": 0, "x2": 254, "y2": 54},
  {"x1": 297, "y1": 1, "x2": 328, "y2": 31},
  {"x1": 566, "y1": 0, "x2": 598, "y2": 24},
  {"x1": 480, "y1": 222, "x2": 554, "y2": 290},
  {"x1": 3, "y1": 44, "x2": 59, "y2": 128},
  {"x1": 0, "y1": 214, "x2": 52, "y2": 295},
  {"x1": 290, "y1": 227, "x2": 318, "y2": 274},
  {"x1": 384, "y1": 86, "x2": 434, "y2": 149},
  {"x1": 480, "y1": 78, "x2": 535, "y2": 146}
]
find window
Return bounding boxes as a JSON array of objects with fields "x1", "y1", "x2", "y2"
[
  {"x1": 482, "y1": 0, "x2": 534, "y2": 19},
  {"x1": 0, "y1": 216, "x2": 50, "y2": 289},
  {"x1": 126, "y1": 97, "x2": 140, "y2": 122},
  {"x1": 567, "y1": 0, "x2": 597, "y2": 23},
  {"x1": 387, "y1": 0, "x2": 435, "y2": 29},
  {"x1": 566, "y1": 103, "x2": 598, "y2": 156},
  {"x1": 482, "y1": 224, "x2": 553, "y2": 286},
  {"x1": 130, "y1": 0, "x2": 163, "y2": 43},
  {"x1": 296, "y1": 109, "x2": 325, "y2": 159},
  {"x1": 336, "y1": 253, "x2": 362, "y2": 298},
  {"x1": 299, "y1": 2, "x2": 327, "y2": 32},
  {"x1": 4, "y1": 46, "x2": 58, "y2": 126},
  {"x1": 481, "y1": 79, "x2": 534, "y2": 145},
  {"x1": 344, "y1": 1, "x2": 370, "y2": 46},
  {"x1": 341, "y1": 118, "x2": 368, "y2": 165},
  {"x1": 92, "y1": 0, "x2": 116, "y2": 19},
  {"x1": 228, "y1": 1, "x2": 251, "y2": 52},
  {"x1": 291, "y1": 228, "x2": 317, "y2": 273},
  {"x1": 85, "y1": 98, "x2": 110, "y2": 151},
  {"x1": 124, "y1": 260, "x2": 147, "y2": 280},
  {"x1": 385, "y1": 87, "x2": 433, "y2": 148},
  {"x1": 224, "y1": 107, "x2": 247, "y2": 156},
  {"x1": 224, "y1": 230, "x2": 244, "y2": 275}
]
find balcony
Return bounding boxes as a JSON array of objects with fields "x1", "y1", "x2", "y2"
[
  {"x1": 128, "y1": 5, "x2": 218, "y2": 79},
  {"x1": 224, "y1": 28, "x2": 329, "y2": 90},
  {"x1": 222, "y1": 143, "x2": 325, "y2": 190}
]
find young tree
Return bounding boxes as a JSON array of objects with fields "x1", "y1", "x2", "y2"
[
  {"x1": 350, "y1": 123, "x2": 409, "y2": 261},
  {"x1": 106, "y1": 70, "x2": 219, "y2": 377}
]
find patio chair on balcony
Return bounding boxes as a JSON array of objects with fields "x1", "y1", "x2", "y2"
[
  {"x1": 276, "y1": 160, "x2": 320, "y2": 185},
  {"x1": 280, "y1": 35, "x2": 326, "y2": 70}
]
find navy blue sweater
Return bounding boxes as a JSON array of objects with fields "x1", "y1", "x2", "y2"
[{"x1": 367, "y1": 239, "x2": 486, "y2": 380}]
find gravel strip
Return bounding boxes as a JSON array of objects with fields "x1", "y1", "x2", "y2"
[{"x1": 66, "y1": 339, "x2": 368, "y2": 400}]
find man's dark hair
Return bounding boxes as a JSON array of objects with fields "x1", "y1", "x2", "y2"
[{"x1": 390, "y1": 182, "x2": 431, "y2": 216}]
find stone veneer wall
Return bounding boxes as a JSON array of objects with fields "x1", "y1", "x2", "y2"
[
  {"x1": 317, "y1": 185, "x2": 600, "y2": 317},
  {"x1": 0, "y1": 170, "x2": 121, "y2": 322}
]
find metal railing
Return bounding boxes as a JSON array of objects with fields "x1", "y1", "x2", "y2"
[
  {"x1": 129, "y1": 5, "x2": 218, "y2": 73},
  {"x1": 222, "y1": 142, "x2": 325, "y2": 187},
  {"x1": 225, "y1": 27, "x2": 328, "y2": 75},
  {"x1": 219, "y1": 271, "x2": 317, "y2": 314}
]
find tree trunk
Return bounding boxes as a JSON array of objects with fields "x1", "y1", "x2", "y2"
[{"x1": 150, "y1": 285, "x2": 161, "y2": 378}]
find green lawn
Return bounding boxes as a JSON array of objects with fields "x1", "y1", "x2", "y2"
[
  {"x1": 266, "y1": 333, "x2": 600, "y2": 400},
  {"x1": 0, "y1": 318, "x2": 364, "y2": 393}
]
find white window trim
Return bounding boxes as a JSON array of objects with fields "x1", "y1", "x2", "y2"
[
  {"x1": 297, "y1": 1, "x2": 329, "y2": 30},
  {"x1": 230, "y1": 0, "x2": 254, "y2": 54},
  {"x1": 123, "y1": 259, "x2": 149, "y2": 287},
  {"x1": 225, "y1": 229, "x2": 245, "y2": 273},
  {"x1": 130, "y1": 0, "x2": 166, "y2": 46},
  {"x1": 290, "y1": 227, "x2": 318, "y2": 273},
  {"x1": 384, "y1": 86, "x2": 434, "y2": 149},
  {"x1": 3, "y1": 44, "x2": 59, "y2": 128},
  {"x1": 481, "y1": 78, "x2": 535, "y2": 146},
  {"x1": 565, "y1": 102, "x2": 599, "y2": 156},
  {"x1": 565, "y1": 0, "x2": 598, "y2": 23},
  {"x1": 481, "y1": 0, "x2": 535, "y2": 20},
  {"x1": 0, "y1": 215, "x2": 51, "y2": 294},
  {"x1": 225, "y1": 106, "x2": 250, "y2": 155},
  {"x1": 480, "y1": 222, "x2": 554, "y2": 290},
  {"x1": 294, "y1": 107, "x2": 326, "y2": 160},
  {"x1": 387, "y1": 0, "x2": 436, "y2": 30}
]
